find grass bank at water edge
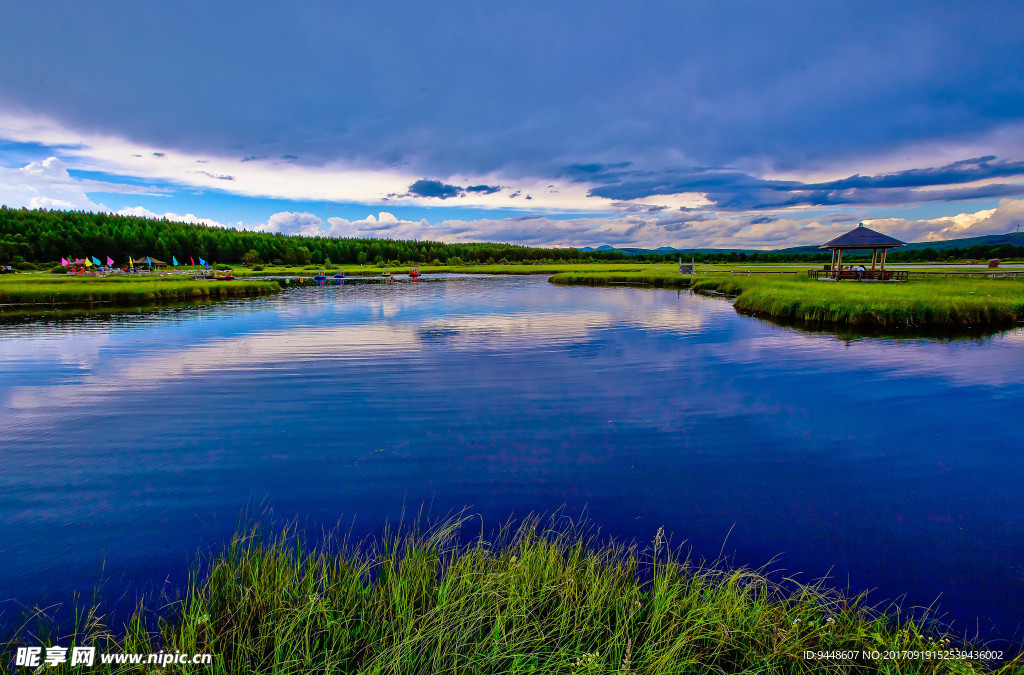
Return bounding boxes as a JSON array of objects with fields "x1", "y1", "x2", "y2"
[
  {"x1": 0, "y1": 276, "x2": 280, "y2": 306},
  {"x1": 691, "y1": 276, "x2": 1024, "y2": 328},
  {"x1": 548, "y1": 268, "x2": 696, "y2": 288},
  {"x1": 3, "y1": 517, "x2": 1018, "y2": 674},
  {"x1": 549, "y1": 270, "x2": 1024, "y2": 328}
]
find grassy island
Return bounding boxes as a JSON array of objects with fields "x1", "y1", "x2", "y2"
[
  {"x1": 549, "y1": 270, "x2": 1024, "y2": 328},
  {"x1": 6, "y1": 518, "x2": 1017, "y2": 674},
  {"x1": 0, "y1": 275, "x2": 280, "y2": 307}
]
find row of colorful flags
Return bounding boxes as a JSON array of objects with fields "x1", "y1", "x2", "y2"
[{"x1": 60, "y1": 256, "x2": 208, "y2": 267}]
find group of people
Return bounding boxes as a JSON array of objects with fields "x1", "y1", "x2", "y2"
[{"x1": 842, "y1": 264, "x2": 868, "y2": 280}]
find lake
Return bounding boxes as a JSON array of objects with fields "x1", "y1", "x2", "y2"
[{"x1": 1, "y1": 275, "x2": 1022, "y2": 646}]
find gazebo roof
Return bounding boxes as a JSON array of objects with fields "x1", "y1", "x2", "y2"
[{"x1": 820, "y1": 223, "x2": 905, "y2": 249}]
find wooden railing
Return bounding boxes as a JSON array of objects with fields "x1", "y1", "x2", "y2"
[
  {"x1": 696, "y1": 270, "x2": 802, "y2": 276},
  {"x1": 807, "y1": 269, "x2": 908, "y2": 281},
  {"x1": 905, "y1": 270, "x2": 1024, "y2": 279}
]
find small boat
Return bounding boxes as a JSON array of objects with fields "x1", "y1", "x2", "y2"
[
  {"x1": 381, "y1": 268, "x2": 394, "y2": 283},
  {"x1": 409, "y1": 267, "x2": 421, "y2": 279},
  {"x1": 314, "y1": 272, "x2": 327, "y2": 286},
  {"x1": 197, "y1": 271, "x2": 234, "y2": 280},
  {"x1": 334, "y1": 271, "x2": 345, "y2": 285}
]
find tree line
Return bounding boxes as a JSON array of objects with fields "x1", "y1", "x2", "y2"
[
  {"x1": 3, "y1": 206, "x2": 1020, "y2": 268},
  {"x1": 0, "y1": 207, "x2": 633, "y2": 267}
]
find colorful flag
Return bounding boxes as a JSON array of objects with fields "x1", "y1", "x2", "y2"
[
  {"x1": 190, "y1": 256, "x2": 195, "y2": 265},
  {"x1": 172, "y1": 256, "x2": 179, "y2": 266},
  {"x1": 198, "y1": 257, "x2": 206, "y2": 266},
  {"x1": 84, "y1": 258, "x2": 93, "y2": 267},
  {"x1": 91, "y1": 256, "x2": 101, "y2": 266},
  {"x1": 61, "y1": 257, "x2": 68, "y2": 266},
  {"x1": 146, "y1": 256, "x2": 152, "y2": 265},
  {"x1": 129, "y1": 255, "x2": 134, "y2": 266},
  {"x1": 106, "y1": 256, "x2": 114, "y2": 266}
]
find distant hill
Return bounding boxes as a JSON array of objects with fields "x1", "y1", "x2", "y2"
[
  {"x1": 580, "y1": 245, "x2": 767, "y2": 256},
  {"x1": 584, "y1": 231, "x2": 1024, "y2": 256}
]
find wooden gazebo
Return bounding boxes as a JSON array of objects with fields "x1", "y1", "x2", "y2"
[{"x1": 819, "y1": 223, "x2": 905, "y2": 280}]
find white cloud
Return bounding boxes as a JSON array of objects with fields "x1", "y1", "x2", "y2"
[
  {"x1": 115, "y1": 206, "x2": 227, "y2": 229},
  {"x1": 866, "y1": 198, "x2": 1024, "y2": 242},
  {"x1": 312, "y1": 211, "x2": 850, "y2": 249},
  {"x1": 0, "y1": 157, "x2": 106, "y2": 211},
  {"x1": 257, "y1": 211, "x2": 326, "y2": 236},
  {"x1": 0, "y1": 155, "x2": 171, "y2": 212}
]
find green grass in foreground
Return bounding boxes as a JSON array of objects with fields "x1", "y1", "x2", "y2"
[
  {"x1": 5, "y1": 517, "x2": 1017, "y2": 674},
  {"x1": 0, "y1": 275, "x2": 280, "y2": 305},
  {"x1": 549, "y1": 270, "x2": 1024, "y2": 328}
]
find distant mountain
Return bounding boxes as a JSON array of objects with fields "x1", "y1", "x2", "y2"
[
  {"x1": 585, "y1": 231, "x2": 1024, "y2": 256},
  {"x1": 779, "y1": 231, "x2": 1024, "y2": 255}
]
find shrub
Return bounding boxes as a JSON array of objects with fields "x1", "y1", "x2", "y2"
[
  {"x1": 240, "y1": 249, "x2": 261, "y2": 265},
  {"x1": 251, "y1": 265, "x2": 264, "y2": 271}
]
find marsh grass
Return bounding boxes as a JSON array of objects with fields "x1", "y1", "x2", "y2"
[
  {"x1": 549, "y1": 270, "x2": 1024, "y2": 328},
  {"x1": 4, "y1": 516, "x2": 1018, "y2": 674},
  {"x1": 0, "y1": 276, "x2": 280, "y2": 305},
  {"x1": 690, "y1": 276, "x2": 1024, "y2": 327},
  {"x1": 548, "y1": 269, "x2": 696, "y2": 288}
]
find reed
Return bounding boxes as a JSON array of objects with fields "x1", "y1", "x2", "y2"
[{"x1": 4, "y1": 517, "x2": 1017, "y2": 674}]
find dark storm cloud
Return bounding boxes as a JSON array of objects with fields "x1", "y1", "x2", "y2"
[
  {"x1": 404, "y1": 179, "x2": 503, "y2": 200},
  {"x1": 464, "y1": 184, "x2": 502, "y2": 194},
  {"x1": 3, "y1": 2, "x2": 1022, "y2": 183},
  {"x1": 749, "y1": 215, "x2": 776, "y2": 224},
  {"x1": 408, "y1": 179, "x2": 464, "y2": 199},
  {"x1": 801, "y1": 157, "x2": 1024, "y2": 190},
  {"x1": 588, "y1": 157, "x2": 1024, "y2": 210},
  {"x1": 560, "y1": 162, "x2": 634, "y2": 183}
]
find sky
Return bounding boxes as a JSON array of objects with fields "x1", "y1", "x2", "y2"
[{"x1": 2, "y1": 1, "x2": 1024, "y2": 249}]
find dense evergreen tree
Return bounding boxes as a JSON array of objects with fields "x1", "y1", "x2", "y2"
[{"x1": 0, "y1": 207, "x2": 630, "y2": 265}]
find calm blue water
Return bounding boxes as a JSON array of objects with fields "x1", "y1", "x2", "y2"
[{"x1": 1, "y1": 275, "x2": 1022, "y2": 645}]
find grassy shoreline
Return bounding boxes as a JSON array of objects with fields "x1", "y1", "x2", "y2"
[
  {"x1": 549, "y1": 271, "x2": 1024, "y2": 328},
  {"x1": 0, "y1": 276, "x2": 280, "y2": 306},
  {"x1": 5, "y1": 518, "x2": 1017, "y2": 674}
]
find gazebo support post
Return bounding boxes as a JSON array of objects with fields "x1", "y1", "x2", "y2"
[
  {"x1": 835, "y1": 249, "x2": 844, "y2": 278},
  {"x1": 880, "y1": 248, "x2": 887, "y2": 278},
  {"x1": 871, "y1": 249, "x2": 877, "y2": 271}
]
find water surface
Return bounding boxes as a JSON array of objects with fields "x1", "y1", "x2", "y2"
[{"x1": 1, "y1": 276, "x2": 1022, "y2": 645}]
